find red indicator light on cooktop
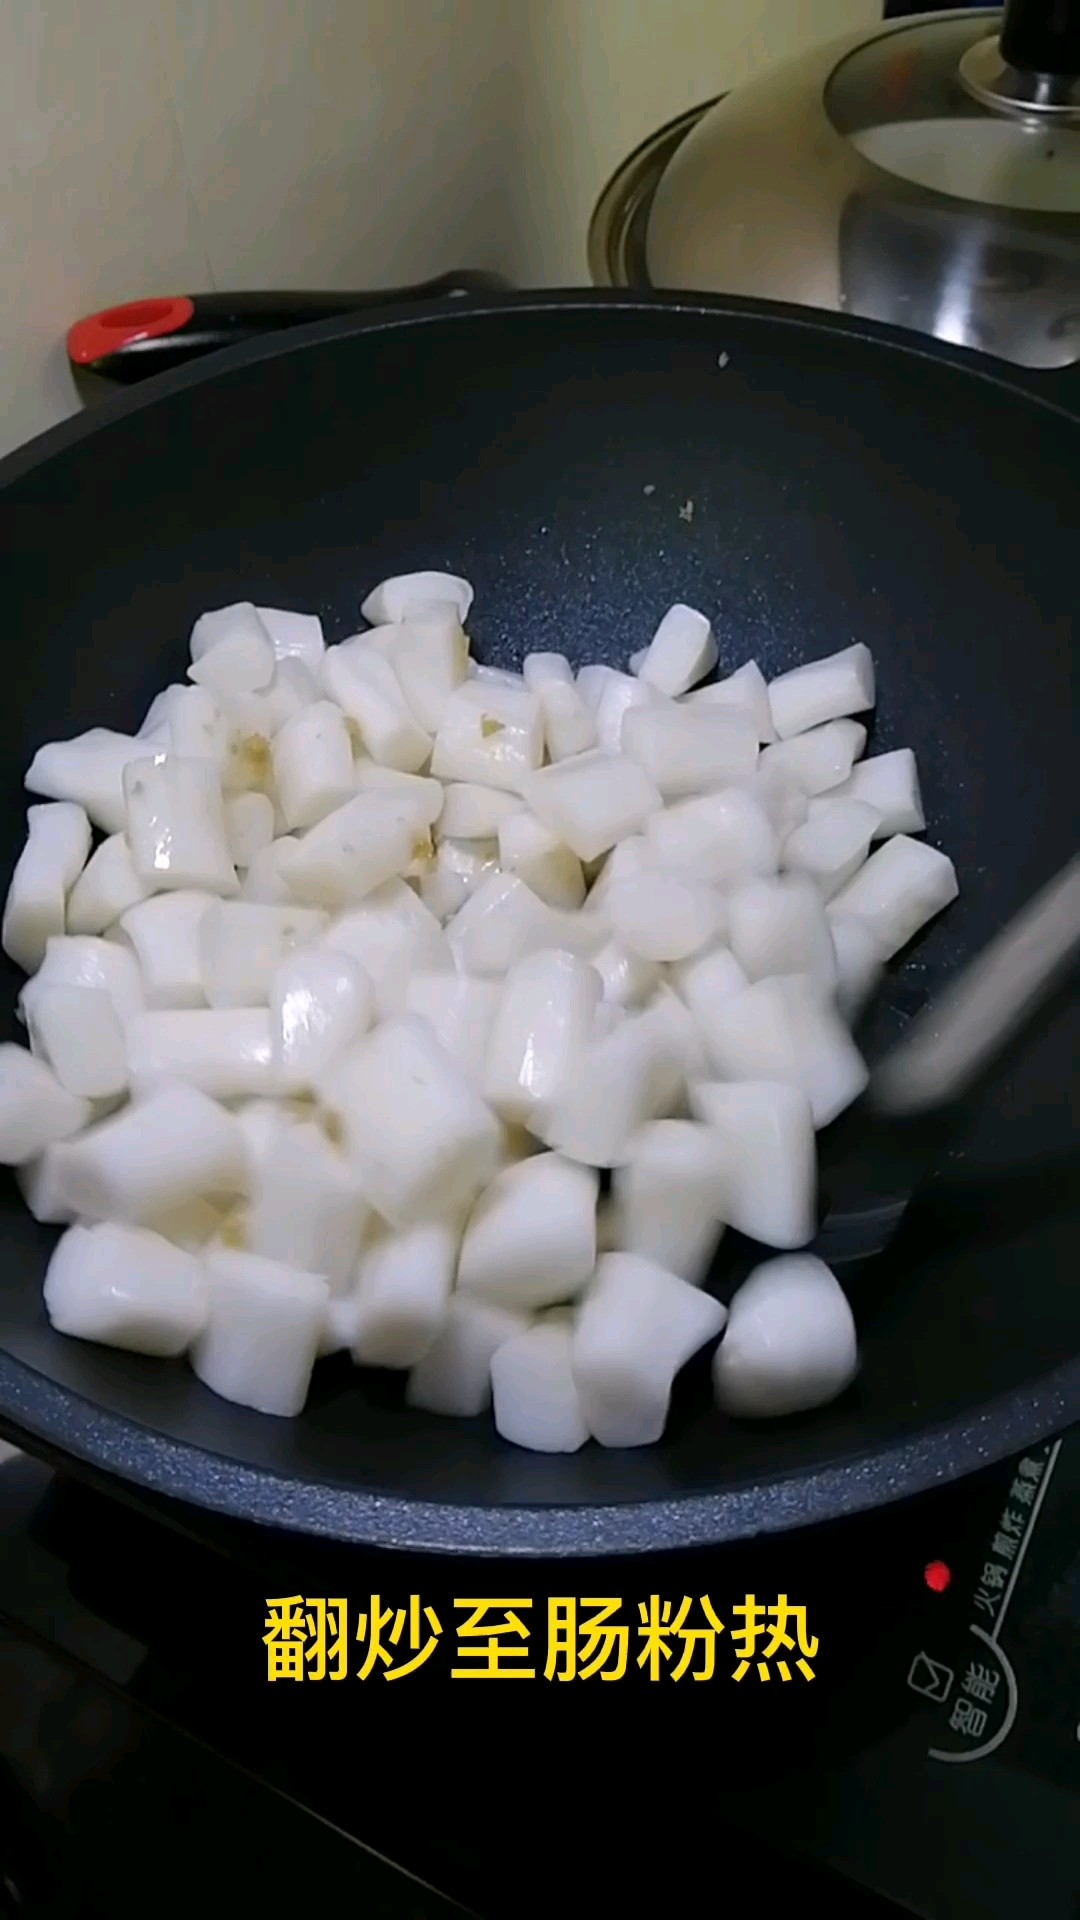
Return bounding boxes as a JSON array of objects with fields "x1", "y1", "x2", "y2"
[{"x1": 924, "y1": 1560, "x2": 952, "y2": 1593}]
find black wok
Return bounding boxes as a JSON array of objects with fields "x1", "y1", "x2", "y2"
[{"x1": 1, "y1": 289, "x2": 1077, "y2": 1554}]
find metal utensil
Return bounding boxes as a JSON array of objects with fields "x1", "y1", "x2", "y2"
[{"x1": 818, "y1": 853, "x2": 1080, "y2": 1265}]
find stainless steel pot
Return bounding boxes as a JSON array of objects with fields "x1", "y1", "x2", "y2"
[{"x1": 590, "y1": 3, "x2": 1080, "y2": 371}]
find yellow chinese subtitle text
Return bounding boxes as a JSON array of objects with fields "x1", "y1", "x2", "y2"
[{"x1": 263, "y1": 1594, "x2": 818, "y2": 1683}]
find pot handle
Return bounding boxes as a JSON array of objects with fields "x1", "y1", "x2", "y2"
[{"x1": 66, "y1": 272, "x2": 509, "y2": 400}]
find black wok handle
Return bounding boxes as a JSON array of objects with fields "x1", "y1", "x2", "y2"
[
  {"x1": 67, "y1": 272, "x2": 509, "y2": 402},
  {"x1": 1000, "y1": 0, "x2": 1080, "y2": 75}
]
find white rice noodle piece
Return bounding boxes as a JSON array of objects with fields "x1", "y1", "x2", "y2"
[
  {"x1": 189, "y1": 600, "x2": 273, "y2": 666},
  {"x1": 542, "y1": 997, "x2": 686, "y2": 1167},
  {"x1": 193, "y1": 1247, "x2": 328, "y2": 1416},
  {"x1": 829, "y1": 913, "x2": 883, "y2": 1022},
  {"x1": 49, "y1": 1083, "x2": 246, "y2": 1225},
  {"x1": 828, "y1": 835, "x2": 958, "y2": 960},
  {"x1": 458, "y1": 1153, "x2": 598, "y2": 1309},
  {"x1": 223, "y1": 792, "x2": 275, "y2": 871},
  {"x1": 45, "y1": 1221, "x2": 208, "y2": 1357},
  {"x1": 403, "y1": 970, "x2": 499, "y2": 1085},
  {"x1": 351, "y1": 1219, "x2": 459, "y2": 1369},
  {"x1": 686, "y1": 659, "x2": 777, "y2": 742},
  {"x1": 727, "y1": 874, "x2": 838, "y2": 993},
  {"x1": 583, "y1": 832, "x2": 655, "y2": 914},
  {"x1": 19, "y1": 1149, "x2": 79, "y2": 1222},
  {"x1": 695, "y1": 972, "x2": 867, "y2": 1127},
  {"x1": 321, "y1": 644, "x2": 432, "y2": 772},
  {"x1": 118, "y1": 891, "x2": 215, "y2": 1008},
  {"x1": 647, "y1": 980, "x2": 709, "y2": 1083},
  {"x1": 758, "y1": 719, "x2": 867, "y2": 797},
  {"x1": 430, "y1": 680, "x2": 542, "y2": 793},
  {"x1": 385, "y1": 609, "x2": 469, "y2": 734},
  {"x1": 317, "y1": 1283, "x2": 364, "y2": 1359},
  {"x1": 749, "y1": 759, "x2": 811, "y2": 840},
  {"x1": 216, "y1": 712, "x2": 275, "y2": 795},
  {"x1": 522, "y1": 653, "x2": 573, "y2": 690},
  {"x1": 470, "y1": 663, "x2": 524, "y2": 689},
  {"x1": 591, "y1": 1000, "x2": 628, "y2": 1044},
  {"x1": 0, "y1": 1045, "x2": 91, "y2": 1164},
  {"x1": 522, "y1": 751, "x2": 661, "y2": 863},
  {"x1": 276, "y1": 792, "x2": 417, "y2": 909},
  {"x1": 832, "y1": 748, "x2": 926, "y2": 838},
  {"x1": 21, "y1": 984, "x2": 127, "y2": 1098},
  {"x1": 491, "y1": 1320, "x2": 589, "y2": 1453},
  {"x1": 607, "y1": 870, "x2": 724, "y2": 963},
  {"x1": 271, "y1": 947, "x2": 375, "y2": 1084},
  {"x1": 669, "y1": 943, "x2": 747, "y2": 1026},
  {"x1": 437, "y1": 782, "x2": 521, "y2": 839},
  {"x1": 407, "y1": 1295, "x2": 529, "y2": 1418},
  {"x1": 483, "y1": 948, "x2": 601, "y2": 1127},
  {"x1": 2, "y1": 803, "x2": 91, "y2": 972},
  {"x1": 622, "y1": 702, "x2": 758, "y2": 797},
  {"x1": 25, "y1": 731, "x2": 145, "y2": 835},
  {"x1": 233, "y1": 1098, "x2": 290, "y2": 1183},
  {"x1": 591, "y1": 939, "x2": 661, "y2": 1008},
  {"x1": 244, "y1": 1117, "x2": 370, "y2": 1294},
  {"x1": 613, "y1": 1120, "x2": 727, "y2": 1284},
  {"x1": 323, "y1": 880, "x2": 453, "y2": 1016},
  {"x1": 446, "y1": 872, "x2": 563, "y2": 976},
  {"x1": 66, "y1": 832, "x2": 151, "y2": 935},
  {"x1": 691, "y1": 1079, "x2": 816, "y2": 1250},
  {"x1": 497, "y1": 811, "x2": 585, "y2": 910},
  {"x1": 351, "y1": 762, "x2": 444, "y2": 825},
  {"x1": 189, "y1": 610, "x2": 276, "y2": 700},
  {"x1": 361, "y1": 571, "x2": 473, "y2": 627},
  {"x1": 418, "y1": 836, "x2": 499, "y2": 922},
  {"x1": 123, "y1": 755, "x2": 236, "y2": 894},
  {"x1": 768, "y1": 643, "x2": 875, "y2": 739},
  {"x1": 272, "y1": 701, "x2": 354, "y2": 829},
  {"x1": 26, "y1": 933, "x2": 144, "y2": 1025},
  {"x1": 238, "y1": 837, "x2": 301, "y2": 904},
  {"x1": 637, "y1": 604, "x2": 717, "y2": 696},
  {"x1": 144, "y1": 1197, "x2": 225, "y2": 1252},
  {"x1": 519, "y1": 656, "x2": 597, "y2": 761},
  {"x1": 256, "y1": 606, "x2": 326, "y2": 672},
  {"x1": 127, "y1": 1008, "x2": 280, "y2": 1101},
  {"x1": 646, "y1": 788, "x2": 778, "y2": 886},
  {"x1": 783, "y1": 796, "x2": 882, "y2": 898},
  {"x1": 198, "y1": 901, "x2": 328, "y2": 1008},
  {"x1": 713, "y1": 1254, "x2": 858, "y2": 1417},
  {"x1": 159, "y1": 689, "x2": 225, "y2": 771},
  {"x1": 315, "y1": 1015, "x2": 500, "y2": 1227},
  {"x1": 139, "y1": 685, "x2": 184, "y2": 741},
  {"x1": 575, "y1": 663, "x2": 619, "y2": 716},
  {"x1": 225, "y1": 660, "x2": 320, "y2": 742},
  {"x1": 573, "y1": 1252, "x2": 727, "y2": 1447},
  {"x1": 592, "y1": 670, "x2": 665, "y2": 754}
]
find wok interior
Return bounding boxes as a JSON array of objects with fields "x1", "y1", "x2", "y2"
[{"x1": 0, "y1": 301, "x2": 1076, "y2": 1517}]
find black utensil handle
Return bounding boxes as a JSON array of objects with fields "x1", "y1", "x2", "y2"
[
  {"x1": 67, "y1": 272, "x2": 509, "y2": 398},
  {"x1": 1000, "y1": 0, "x2": 1080, "y2": 75}
]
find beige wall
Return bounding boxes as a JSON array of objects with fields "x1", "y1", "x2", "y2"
[{"x1": 1, "y1": 0, "x2": 879, "y2": 456}]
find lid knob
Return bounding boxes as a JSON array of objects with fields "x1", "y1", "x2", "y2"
[
  {"x1": 960, "y1": 0, "x2": 1080, "y2": 120},
  {"x1": 1001, "y1": 0, "x2": 1080, "y2": 77}
]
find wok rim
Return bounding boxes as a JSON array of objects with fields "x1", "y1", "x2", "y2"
[
  {"x1": 0, "y1": 1344, "x2": 1076, "y2": 1554},
  {"x1": 2, "y1": 288, "x2": 1077, "y2": 501}
]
